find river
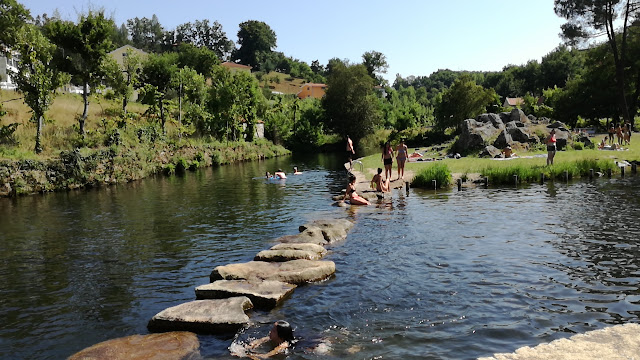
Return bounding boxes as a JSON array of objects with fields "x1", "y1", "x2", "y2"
[{"x1": 1, "y1": 154, "x2": 639, "y2": 359}]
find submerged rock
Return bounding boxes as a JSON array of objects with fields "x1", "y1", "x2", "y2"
[
  {"x1": 68, "y1": 332, "x2": 200, "y2": 360},
  {"x1": 210, "y1": 259, "x2": 336, "y2": 285},
  {"x1": 147, "y1": 297, "x2": 253, "y2": 334},
  {"x1": 195, "y1": 280, "x2": 296, "y2": 309}
]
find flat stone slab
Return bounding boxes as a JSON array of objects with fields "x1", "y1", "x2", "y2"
[
  {"x1": 276, "y1": 228, "x2": 328, "y2": 246},
  {"x1": 68, "y1": 332, "x2": 200, "y2": 360},
  {"x1": 147, "y1": 297, "x2": 253, "y2": 334},
  {"x1": 195, "y1": 280, "x2": 296, "y2": 309},
  {"x1": 255, "y1": 243, "x2": 327, "y2": 262},
  {"x1": 210, "y1": 259, "x2": 336, "y2": 285},
  {"x1": 299, "y1": 219, "x2": 354, "y2": 242},
  {"x1": 479, "y1": 323, "x2": 640, "y2": 360}
]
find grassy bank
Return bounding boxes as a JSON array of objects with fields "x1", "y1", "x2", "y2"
[{"x1": 358, "y1": 135, "x2": 640, "y2": 187}]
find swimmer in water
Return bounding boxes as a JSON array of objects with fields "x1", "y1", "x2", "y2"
[
  {"x1": 293, "y1": 166, "x2": 302, "y2": 175},
  {"x1": 273, "y1": 169, "x2": 287, "y2": 179},
  {"x1": 231, "y1": 320, "x2": 294, "y2": 359}
]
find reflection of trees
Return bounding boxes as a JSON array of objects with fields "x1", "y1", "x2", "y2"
[{"x1": 545, "y1": 180, "x2": 640, "y2": 323}]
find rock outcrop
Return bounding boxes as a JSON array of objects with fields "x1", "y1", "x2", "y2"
[
  {"x1": 195, "y1": 280, "x2": 296, "y2": 309},
  {"x1": 147, "y1": 297, "x2": 253, "y2": 334},
  {"x1": 68, "y1": 332, "x2": 200, "y2": 360}
]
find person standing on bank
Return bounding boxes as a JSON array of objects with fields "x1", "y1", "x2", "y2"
[
  {"x1": 346, "y1": 135, "x2": 355, "y2": 170},
  {"x1": 382, "y1": 141, "x2": 394, "y2": 180},
  {"x1": 396, "y1": 138, "x2": 408, "y2": 180},
  {"x1": 546, "y1": 129, "x2": 557, "y2": 166}
]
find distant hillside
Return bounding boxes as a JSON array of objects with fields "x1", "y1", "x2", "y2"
[{"x1": 255, "y1": 71, "x2": 309, "y2": 96}]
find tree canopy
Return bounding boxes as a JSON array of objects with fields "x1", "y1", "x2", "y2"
[{"x1": 232, "y1": 20, "x2": 277, "y2": 68}]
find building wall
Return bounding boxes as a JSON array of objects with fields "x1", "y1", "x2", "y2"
[{"x1": 297, "y1": 84, "x2": 326, "y2": 99}]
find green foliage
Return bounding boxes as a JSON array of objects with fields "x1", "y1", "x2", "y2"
[
  {"x1": 174, "y1": 19, "x2": 234, "y2": 60},
  {"x1": 411, "y1": 163, "x2": 452, "y2": 189},
  {"x1": 480, "y1": 159, "x2": 617, "y2": 185},
  {"x1": 362, "y1": 50, "x2": 389, "y2": 86},
  {"x1": 572, "y1": 141, "x2": 584, "y2": 150},
  {"x1": 322, "y1": 63, "x2": 381, "y2": 143},
  {"x1": 233, "y1": 20, "x2": 277, "y2": 68},
  {"x1": 176, "y1": 43, "x2": 220, "y2": 78},
  {"x1": 0, "y1": 0, "x2": 31, "y2": 48},
  {"x1": 163, "y1": 163, "x2": 175, "y2": 175},
  {"x1": 126, "y1": 15, "x2": 166, "y2": 53},
  {"x1": 435, "y1": 74, "x2": 498, "y2": 132},
  {"x1": 0, "y1": 122, "x2": 20, "y2": 145}
]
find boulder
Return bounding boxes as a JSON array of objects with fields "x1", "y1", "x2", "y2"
[
  {"x1": 493, "y1": 131, "x2": 513, "y2": 149},
  {"x1": 554, "y1": 129, "x2": 571, "y2": 150},
  {"x1": 507, "y1": 126, "x2": 537, "y2": 143},
  {"x1": 548, "y1": 121, "x2": 569, "y2": 131},
  {"x1": 276, "y1": 226, "x2": 328, "y2": 246},
  {"x1": 299, "y1": 219, "x2": 353, "y2": 242},
  {"x1": 510, "y1": 108, "x2": 528, "y2": 123},
  {"x1": 456, "y1": 119, "x2": 501, "y2": 152},
  {"x1": 147, "y1": 297, "x2": 253, "y2": 334},
  {"x1": 499, "y1": 112, "x2": 511, "y2": 124},
  {"x1": 195, "y1": 280, "x2": 296, "y2": 310},
  {"x1": 479, "y1": 145, "x2": 502, "y2": 158},
  {"x1": 477, "y1": 113, "x2": 504, "y2": 129},
  {"x1": 210, "y1": 259, "x2": 336, "y2": 285},
  {"x1": 270, "y1": 242, "x2": 328, "y2": 255},
  {"x1": 68, "y1": 332, "x2": 200, "y2": 360},
  {"x1": 576, "y1": 134, "x2": 593, "y2": 147}
]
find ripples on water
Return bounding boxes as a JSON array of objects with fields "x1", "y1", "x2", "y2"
[{"x1": 1, "y1": 156, "x2": 640, "y2": 359}]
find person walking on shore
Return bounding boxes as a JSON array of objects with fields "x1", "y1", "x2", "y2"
[
  {"x1": 546, "y1": 129, "x2": 557, "y2": 166},
  {"x1": 396, "y1": 138, "x2": 408, "y2": 180},
  {"x1": 346, "y1": 135, "x2": 355, "y2": 170}
]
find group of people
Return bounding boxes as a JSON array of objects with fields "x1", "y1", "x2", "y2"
[
  {"x1": 607, "y1": 122, "x2": 632, "y2": 146},
  {"x1": 265, "y1": 167, "x2": 302, "y2": 180},
  {"x1": 381, "y1": 139, "x2": 409, "y2": 180}
]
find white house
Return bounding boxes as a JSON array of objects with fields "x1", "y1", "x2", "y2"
[{"x1": 0, "y1": 49, "x2": 20, "y2": 90}]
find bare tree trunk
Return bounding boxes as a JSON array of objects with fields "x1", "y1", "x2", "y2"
[
  {"x1": 34, "y1": 114, "x2": 43, "y2": 154},
  {"x1": 80, "y1": 82, "x2": 89, "y2": 135},
  {"x1": 159, "y1": 98, "x2": 165, "y2": 133}
]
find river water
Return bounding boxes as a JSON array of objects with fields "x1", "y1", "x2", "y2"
[{"x1": 1, "y1": 154, "x2": 639, "y2": 359}]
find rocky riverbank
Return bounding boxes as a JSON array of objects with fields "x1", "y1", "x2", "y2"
[{"x1": 0, "y1": 141, "x2": 289, "y2": 197}]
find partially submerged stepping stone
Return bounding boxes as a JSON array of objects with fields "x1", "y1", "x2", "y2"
[
  {"x1": 195, "y1": 280, "x2": 296, "y2": 309},
  {"x1": 210, "y1": 259, "x2": 336, "y2": 285},
  {"x1": 68, "y1": 332, "x2": 200, "y2": 360},
  {"x1": 147, "y1": 297, "x2": 253, "y2": 334},
  {"x1": 276, "y1": 227, "x2": 328, "y2": 246},
  {"x1": 255, "y1": 243, "x2": 327, "y2": 262},
  {"x1": 299, "y1": 219, "x2": 354, "y2": 242}
]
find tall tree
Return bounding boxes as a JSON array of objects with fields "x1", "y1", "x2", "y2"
[
  {"x1": 435, "y1": 75, "x2": 498, "y2": 132},
  {"x1": 174, "y1": 19, "x2": 234, "y2": 60},
  {"x1": 362, "y1": 50, "x2": 389, "y2": 85},
  {"x1": 139, "y1": 52, "x2": 179, "y2": 132},
  {"x1": 322, "y1": 63, "x2": 381, "y2": 143},
  {"x1": 554, "y1": 0, "x2": 639, "y2": 123},
  {"x1": 0, "y1": 0, "x2": 31, "y2": 49},
  {"x1": 104, "y1": 48, "x2": 142, "y2": 115},
  {"x1": 13, "y1": 25, "x2": 69, "y2": 153},
  {"x1": 175, "y1": 43, "x2": 220, "y2": 78},
  {"x1": 126, "y1": 15, "x2": 165, "y2": 53},
  {"x1": 232, "y1": 20, "x2": 276, "y2": 68},
  {"x1": 44, "y1": 11, "x2": 115, "y2": 135}
]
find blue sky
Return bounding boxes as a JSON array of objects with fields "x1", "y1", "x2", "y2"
[{"x1": 21, "y1": 0, "x2": 566, "y2": 82}]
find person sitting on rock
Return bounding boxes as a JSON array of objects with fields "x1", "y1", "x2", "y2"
[
  {"x1": 232, "y1": 320, "x2": 295, "y2": 359},
  {"x1": 502, "y1": 145, "x2": 516, "y2": 158},
  {"x1": 371, "y1": 168, "x2": 390, "y2": 192}
]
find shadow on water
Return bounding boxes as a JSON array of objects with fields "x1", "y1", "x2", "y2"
[{"x1": 1, "y1": 155, "x2": 640, "y2": 359}]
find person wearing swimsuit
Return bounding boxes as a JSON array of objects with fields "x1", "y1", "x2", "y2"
[
  {"x1": 396, "y1": 139, "x2": 408, "y2": 180},
  {"x1": 382, "y1": 141, "x2": 394, "y2": 180},
  {"x1": 546, "y1": 129, "x2": 557, "y2": 166},
  {"x1": 345, "y1": 173, "x2": 369, "y2": 205}
]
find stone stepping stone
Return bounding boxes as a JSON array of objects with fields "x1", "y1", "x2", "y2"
[
  {"x1": 276, "y1": 227, "x2": 328, "y2": 246},
  {"x1": 68, "y1": 332, "x2": 200, "y2": 360},
  {"x1": 255, "y1": 243, "x2": 327, "y2": 262},
  {"x1": 195, "y1": 280, "x2": 296, "y2": 309},
  {"x1": 147, "y1": 297, "x2": 253, "y2": 334},
  {"x1": 210, "y1": 259, "x2": 335, "y2": 285},
  {"x1": 299, "y1": 219, "x2": 354, "y2": 242}
]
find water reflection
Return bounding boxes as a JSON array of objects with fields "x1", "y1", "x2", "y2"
[{"x1": 1, "y1": 160, "x2": 640, "y2": 359}]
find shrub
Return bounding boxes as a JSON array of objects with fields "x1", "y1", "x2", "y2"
[
  {"x1": 411, "y1": 163, "x2": 452, "y2": 189},
  {"x1": 0, "y1": 123, "x2": 20, "y2": 145},
  {"x1": 175, "y1": 157, "x2": 188, "y2": 173},
  {"x1": 572, "y1": 141, "x2": 584, "y2": 150},
  {"x1": 163, "y1": 164, "x2": 175, "y2": 175},
  {"x1": 188, "y1": 160, "x2": 200, "y2": 171}
]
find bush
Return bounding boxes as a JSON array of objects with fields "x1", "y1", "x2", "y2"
[
  {"x1": 163, "y1": 164, "x2": 175, "y2": 175},
  {"x1": 0, "y1": 123, "x2": 20, "y2": 145},
  {"x1": 411, "y1": 163, "x2": 452, "y2": 189},
  {"x1": 572, "y1": 141, "x2": 584, "y2": 150}
]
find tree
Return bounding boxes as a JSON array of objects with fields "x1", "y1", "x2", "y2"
[
  {"x1": 435, "y1": 75, "x2": 498, "y2": 132},
  {"x1": 0, "y1": 0, "x2": 31, "y2": 49},
  {"x1": 139, "y1": 52, "x2": 179, "y2": 132},
  {"x1": 174, "y1": 19, "x2": 234, "y2": 60},
  {"x1": 362, "y1": 50, "x2": 389, "y2": 85},
  {"x1": 540, "y1": 45, "x2": 585, "y2": 90},
  {"x1": 105, "y1": 48, "x2": 142, "y2": 115},
  {"x1": 44, "y1": 11, "x2": 115, "y2": 135},
  {"x1": 176, "y1": 42, "x2": 220, "y2": 78},
  {"x1": 322, "y1": 63, "x2": 381, "y2": 143},
  {"x1": 126, "y1": 15, "x2": 165, "y2": 53},
  {"x1": 13, "y1": 25, "x2": 69, "y2": 153},
  {"x1": 554, "y1": 0, "x2": 639, "y2": 123},
  {"x1": 232, "y1": 20, "x2": 277, "y2": 68}
]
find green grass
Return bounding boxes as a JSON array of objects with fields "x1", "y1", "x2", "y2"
[{"x1": 411, "y1": 163, "x2": 452, "y2": 189}]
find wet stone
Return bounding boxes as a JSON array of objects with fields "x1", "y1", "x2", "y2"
[
  {"x1": 68, "y1": 332, "x2": 200, "y2": 360},
  {"x1": 255, "y1": 243, "x2": 327, "y2": 262},
  {"x1": 195, "y1": 280, "x2": 296, "y2": 310},
  {"x1": 210, "y1": 259, "x2": 336, "y2": 285},
  {"x1": 147, "y1": 297, "x2": 253, "y2": 335},
  {"x1": 299, "y1": 219, "x2": 354, "y2": 242}
]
